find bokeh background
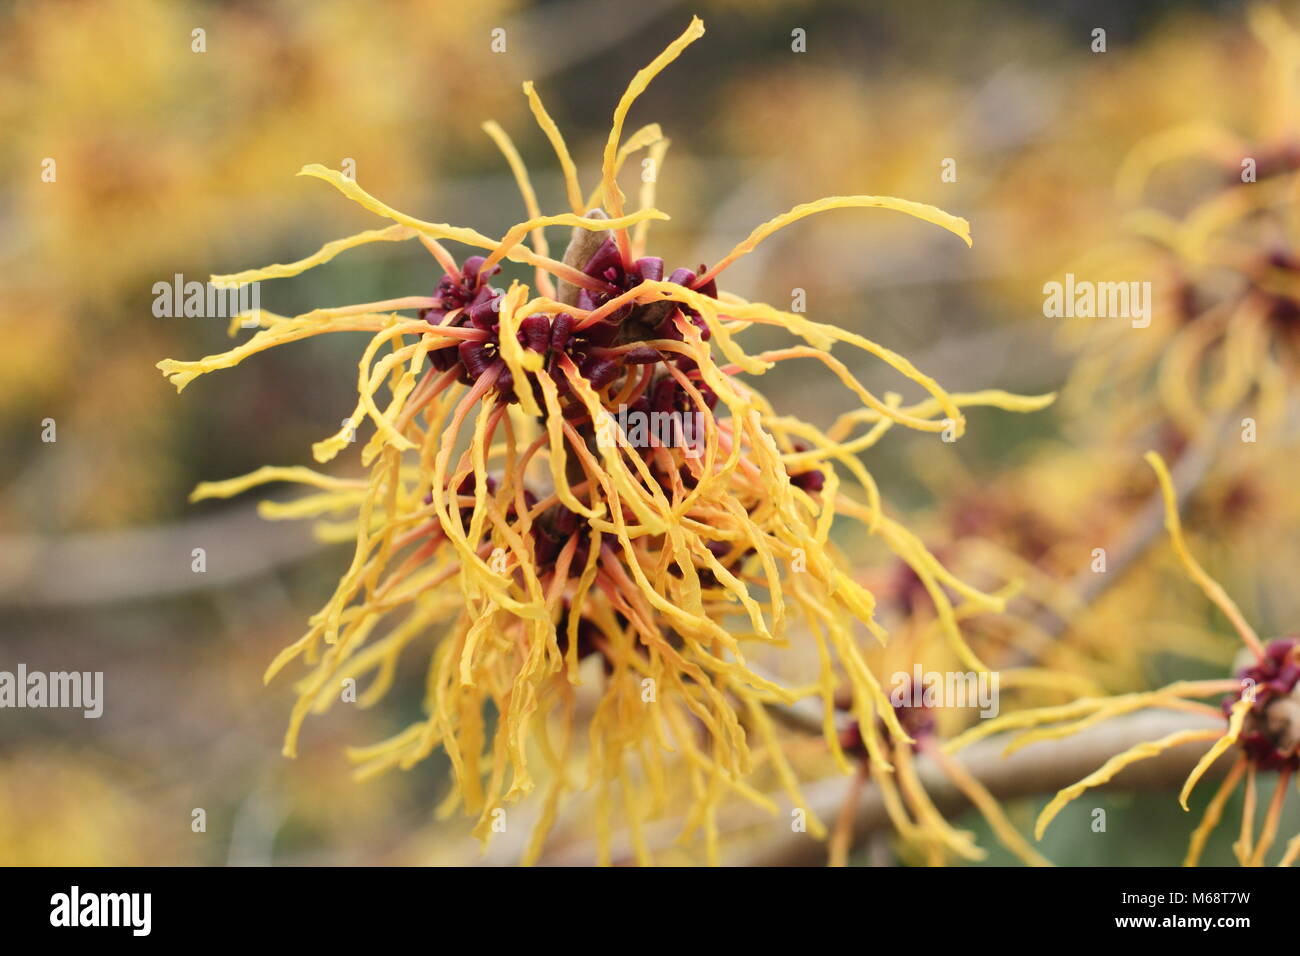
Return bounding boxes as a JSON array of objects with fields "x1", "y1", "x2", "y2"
[{"x1": 2, "y1": 0, "x2": 1296, "y2": 865}]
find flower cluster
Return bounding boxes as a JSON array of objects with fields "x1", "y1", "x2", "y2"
[
  {"x1": 954, "y1": 451, "x2": 1300, "y2": 866},
  {"x1": 158, "y1": 17, "x2": 1052, "y2": 864},
  {"x1": 1229, "y1": 636, "x2": 1300, "y2": 773},
  {"x1": 1063, "y1": 6, "x2": 1300, "y2": 440}
]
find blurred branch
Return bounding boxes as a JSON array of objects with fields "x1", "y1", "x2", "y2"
[
  {"x1": 1020, "y1": 409, "x2": 1236, "y2": 648},
  {"x1": 0, "y1": 503, "x2": 325, "y2": 608},
  {"x1": 537, "y1": 709, "x2": 1227, "y2": 866},
  {"x1": 735, "y1": 710, "x2": 1229, "y2": 867}
]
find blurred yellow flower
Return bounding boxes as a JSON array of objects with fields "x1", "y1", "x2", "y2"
[{"x1": 957, "y1": 451, "x2": 1300, "y2": 867}]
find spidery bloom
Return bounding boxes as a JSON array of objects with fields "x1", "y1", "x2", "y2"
[
  {"x1": 948, "y1": 450, "x2": 1299, "y2": 866},
  {"x1": 822, "y1": 634, "x2": 1055, "y2": 868},
  {"x1": 1063, "y1": 5, "x2": 1300, "y2": 439},
  {"x1": 158, "y1": 17, "x2": 1050, "y2": 864}
]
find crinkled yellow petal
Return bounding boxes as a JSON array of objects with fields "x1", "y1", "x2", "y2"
[
  {"x1": 1185, "y1": 755, "x2": 1246, "y2": 867},
  {"x1": 522, "y1": 80, "x2": 585, "y2": 216},
  {"x1": 191, "y1": 465, "x2": 367, "y2": 502},
  {"x1": 600, "y1": 16, "x2": 705, "y2": 219},
  {"x1": 210, "y1": 225, "x2": 416, "y2": 288},
  {"x1": 481, "y1": 120, "x2": 549, "y2": 261},
  {"x1": 697, "y1": 195, "x2": 972, "y2": 288},
  {"x1": 1179, "y1": 696, "x2": 1250, "y2": 811},
  {"x1": 1145, "y1": 450, "x2": 1265, "y2": 658},
  {"x1": 1036, "y1": 728, "x2": 1221, "y2": 840}
]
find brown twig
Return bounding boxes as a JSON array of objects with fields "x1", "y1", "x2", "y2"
[
  {"x1": 733, "y1": 710, "x2": 1229, "y2": 866},
  {"x1": 1023, "y1": 410, "x2": 1235, "y2": 643},
  {"x1": 535, "y1": 709, "x2": 1228, "y2": 865},
  {"x1": 0, "y1": 503, "x2": 324, "y2": 608}
]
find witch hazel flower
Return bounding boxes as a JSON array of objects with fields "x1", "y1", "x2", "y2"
[
  {"x1": 951, "y1": 450, "x2": 1300, "y2": 867},
  {"x1": 157, "y1": 17, "x2": 1052, "y2": 864}
]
